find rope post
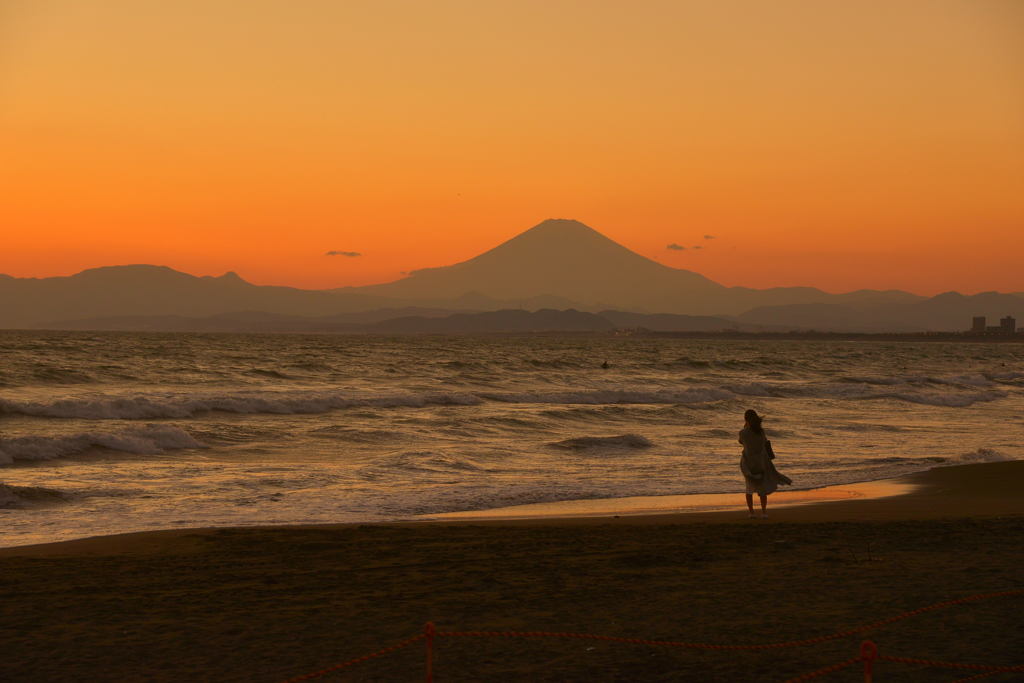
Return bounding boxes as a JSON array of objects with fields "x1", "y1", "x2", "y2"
[
  {"x1": 424, "y1": 622, "x2": 436, "y2": 683},
  {"x1": 860, "y1": 640, "x2": 878, "y2": 683}
]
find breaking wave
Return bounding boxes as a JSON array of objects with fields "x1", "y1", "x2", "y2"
[
  {"x1": 365, "y1": 451, "x2": 490, "y2": 475},
  {"x1": 812, "y1": 449, "x2": 1011, "y2": 470},
  {"x1": 482, "y1": 388, "x2": 735, "y2": 405},
  {"x1": 308, "y1": 426, "x2": 405, "y2": 443},
  {"x1": 30, "y1": 366, "x2": 97, "y2": 384},
  {"x1": 834, "y1": 423, "x2": 906, "y2": 433},
  {"x1": 0, "y1": 484, "x2": 69, "y2": 508},
  {"x1": 843, "y1": 372, "x2": 1023, "y2": 387},
  {"x1": 870, "y1": 391, "x2": 1004, "y2": 407},
  {"x1": 0, "y1": 379, "x2": 1012, "y2": 422},
  {"x1": 246, "y1": 368, "x2": 293, "y2": 379},
  {"x1": 549, "y1": 434, "x2": 653, "y2": 450},
  {"x1": 0, "y1": 425, "x2": 205, "y2": 465},
  {"x1": 0, "y1": 391, "x2": 485, "y2": 420}
]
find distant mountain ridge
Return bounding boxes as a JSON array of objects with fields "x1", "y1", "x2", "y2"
[
  {"x1": 0, "y1": 265, "x2": 399, "y2": 329},
  {"x1": 1, "y1": 218, "x2": 1019, "y2": 332},
  {"x1": 35, "y1": 308, "x2": 764, "y2": 334},
  {"x1": 352, "y1": 219, "x2": 719, "y2": 308},
  {"x1": 348, "y1": 219, "x2": 916, "y2": 315}
]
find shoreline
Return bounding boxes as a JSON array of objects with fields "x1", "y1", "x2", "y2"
[
  {"x1": 2, "y1": 459, "x2": 1019, "y2": 557},
  {"x1": 423, "y1": 478, "x2": 915, "y2": 522},
  {"x1": 2, "y1": 460, "x2": 1021, "y2": 681}
]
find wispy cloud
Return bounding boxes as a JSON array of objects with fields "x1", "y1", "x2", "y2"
[
  {"x1": 692, "y1": 245, "x2": 703, "y2": 250},
  {"x1": 703, "y1": 234, "x2": 716, "y2": 240},
  {"x1": 666, "y1": 243, "x2": 686, "y2": 251},
  {"x1": 325, "y1": 250, "x2": 362, "y2": 257}
]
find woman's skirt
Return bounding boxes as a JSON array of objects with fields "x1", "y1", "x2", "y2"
[{"x1": 743, "y1": 462, "x2": 792, "y2": 496}]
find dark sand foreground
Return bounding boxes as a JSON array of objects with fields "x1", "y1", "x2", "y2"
[{"x1": 2, "y1": 461, "x2": 1022, "y2": 682}]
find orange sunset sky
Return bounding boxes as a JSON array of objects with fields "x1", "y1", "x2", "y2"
[{"x1": 2, "y1": 0, "x2": 1022, "y2": 294}]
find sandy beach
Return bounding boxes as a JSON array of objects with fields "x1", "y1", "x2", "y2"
[{"x1": 2, "y1": 460, "x2": 1022, "y2": 682}]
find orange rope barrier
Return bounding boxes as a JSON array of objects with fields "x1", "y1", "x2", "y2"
[
  {"x1": 860, "y1": 640, "x2": 878, "y2": 683},
  {"x1": 779, "y1": 655, "x2": 860, "y2": 682},
  {"x1": 435, "y1": 588, "x2": 1024, "y2": 652},
  {"x1": 877, "y1": 654, "x2": 1024, "y2": 674},
  {"x1": 279, "y1": 633, "x2": 424, "y2": 683},
  {"x1": 424, "y1": 622, "x2": 436, "y2": 683},
  {"x1": 950, "y1": 671, "x2": 1010, "y2": 682},
  {"x1": 280, "y1": 588, "x2": 1024, "y2": 682}
]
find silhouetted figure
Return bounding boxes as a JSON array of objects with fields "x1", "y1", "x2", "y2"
[
  {"x1": 738, "y1": 409, "x2": 792, "y2": 518},
  {"x1": 601, "y1": 360, "x2": 610, "y2": 369}
]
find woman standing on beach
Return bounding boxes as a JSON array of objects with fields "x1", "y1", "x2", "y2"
[{"x1": 739, "y1": 409, "x2": 792, "y2": 518}]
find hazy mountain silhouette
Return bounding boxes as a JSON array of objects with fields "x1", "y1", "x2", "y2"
[
  {"x1": 369, "y1": 309, "x2": 615, "y2": 334},
  {"x1": 0, "y1": 265, "x2": 398, "y2": 328},
  {"x1": 0, "y1": 218, "x2": 1016, "y2": 332},
  {"x1": 39, "y1": 307, "x2": 463, "y2": 333},
  {"x1": 738, "y1": 291, "x2": 1024, "y2": 332},
  {"x1": 356, "y1": 219, "x2": 718, "y2": 308},
  {"x1": 598, "y1": 310, "x2": 754, "y2": 332},
  {"x1": 352, "y1": 219, "x2": 917, "y2": 315},
  {"x1": 40, "y1": 308, "x2": 753, "y2": 334}
]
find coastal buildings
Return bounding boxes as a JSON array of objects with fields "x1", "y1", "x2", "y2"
[{"x1": 968, "y1": 316, "x2": 1019, "y2": 336}]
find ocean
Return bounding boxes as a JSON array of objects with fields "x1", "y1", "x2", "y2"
[{"x1": 1, "y1": 331, "x2": 1021, "y2": 546}]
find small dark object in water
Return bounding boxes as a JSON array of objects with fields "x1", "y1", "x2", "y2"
[{"x1": 601, "y1": 360, "x2": 610, "y2": 369}]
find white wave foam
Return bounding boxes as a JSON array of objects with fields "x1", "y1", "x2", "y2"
[
  {"x1": 770, "y1": 382, "x2": 1005, "y2": 407},
  {"x1": 549, "y1": 434, "x2": 653, "y2": 450},
  {"x1": 715, "y1": 381, "x2": 1008, "y2": 408},
  {"x1": 0, "y1": 378, "x2": 1008, "y2": 423},
  {"x1": 0, "y1": 391, "x2": 484, "y2": 420},
  {"x1": 0, "y1": 425, "x2": 205, "y2": 465}
]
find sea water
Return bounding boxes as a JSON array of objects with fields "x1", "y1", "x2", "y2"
[{"x1": 1, "y1": 331, "x2": 1021, "y2": 546}]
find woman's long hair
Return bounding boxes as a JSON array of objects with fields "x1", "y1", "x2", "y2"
[{"x1": 744, "y1": 409, "x2": 764, "y2": 434}]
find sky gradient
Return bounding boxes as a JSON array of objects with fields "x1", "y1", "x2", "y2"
[{"x1": 3, "y1": 0, "x2": 1022, "y2": 294}]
